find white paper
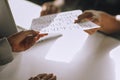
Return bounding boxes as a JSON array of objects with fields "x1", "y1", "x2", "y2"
[{"x1": 31, "y1": 10, "x2": 100, "y2": 63}]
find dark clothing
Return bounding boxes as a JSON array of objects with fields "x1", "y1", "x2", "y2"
[
  {"x1": 27, "y1": 0, "x2": 54, "y2": 5},
  {"x1": 28, "y1": 0, "x2": 120, "y2": 15},
  {"x1": 93, "y1": 0, "x2": 120, "y2": 15},
  {"x1": 64, "y1": 0, "x2": 120, "y2": 15}
]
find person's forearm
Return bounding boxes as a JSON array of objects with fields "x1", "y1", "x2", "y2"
[
  {"x1": 114, "y1": 15, "x2": 120, "y2": 33},
  {"x1": 115, "y1": 15, "x2": 120, "y2": 28},
  {"x1": 0, "y1": 37, "x2": 13, "y2": 65},
  {"x1": 99, "y1": 12, "x2": 120, "y2": 34},
  {"x1": 115, "y1": 15, "x2": 120, "y2": 34},
  {"x1": 107, "y1": 15, "x2": 120, "y2": 34}
]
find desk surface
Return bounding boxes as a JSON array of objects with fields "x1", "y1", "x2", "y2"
[
  {"x1": 1, "y1": 1, "x2": 120, "y2": 80},
  {"x1": 0, "y1": 32, "x2": 120, "y2": 80}
]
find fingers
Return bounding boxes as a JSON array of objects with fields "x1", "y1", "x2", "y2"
[
  {"x1": 41, "y1": 2, "x2": 60, "y2": 16},
  {"x1": 16, "y1": 30, "x2": 39, "y2": 43},
  {"x1": 41, "y1": 7, "x2": 59, "y2": 16},
  {"x1": 40, "y1": 73, "x2": 56, "y2": 80},
  {"x1": 8, "y1": 30, "x2": 39, "y2": 52},
  {"x1": 49, "y1": 75, "x2": 56, "y2": 80},
  {"x1": 29, "y1": 73, "x2": 56, "y2": 80},
  {"x1": 19, "y1": 33, "x2": 48, "y2": 51},
  {"x1": 37, "y1": 73, "x2": 48, "y2": 78},
  {"x1": 84, "y1": 28, "x2": 99, "y2": 35},
  {"x1": 42, "y1": 74, "x2": 54, "y2": 80},
  {"x1": 75, "y1": 10, "x2": 101, "y2": 25},
  {"x1": 75, "y1": 12, "x2": 94, "y2": 23},
  {"x1": 90, "y1": 17, "x2": 100, "y2": 25},
  {"x1": 21, "y1": 30, "x2": 39, "y2": 37},
  {"x1": 11, "y1": 31, "x2": 48, "y2": 52},
  {"x1": 41, "y1": 5, "x2": 49, "y2": 16},
  {"x1": 24, "y1": 33, "x2": 48, "y2": 45},
  {"x1": 35, "y1": 33, "x2": 48, "y2": 41}
]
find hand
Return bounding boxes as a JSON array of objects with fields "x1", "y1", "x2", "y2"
[
  {"x1": 8, "y1": 30, "x2": 48, "y2": 52},
  {"x1": 75, "y1": 10, "x2": 120, "y2": 34},
  {"x1": 40, "y1": 2, "x2": 61, "y2": 16},
  {"x1": 29, "y1": 73, "x2": 56, "y2": 80}
]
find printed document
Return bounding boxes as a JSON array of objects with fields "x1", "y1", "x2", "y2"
[{"x1": 31, "y1": 10, "x2": 100, "y2": 63}]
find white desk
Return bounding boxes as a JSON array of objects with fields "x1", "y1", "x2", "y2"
[
  {"x1": 0, "y1": 32, "x2": 120, "y2": 80},
  {"x1": 1, "y1": 1, "x2": 120, "y2": 80}
]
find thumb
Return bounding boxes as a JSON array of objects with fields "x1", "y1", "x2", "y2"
[{"x1": 16, "y1": 30, "x2": 39, "y2": 43}]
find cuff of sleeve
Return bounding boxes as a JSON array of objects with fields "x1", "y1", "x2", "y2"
[
  {"x1": 0, "y1": 37, "x2": 13, "y2": 65},
  {"x1": 115, "y1": 15, "x2": 120, "y2": 21}
]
